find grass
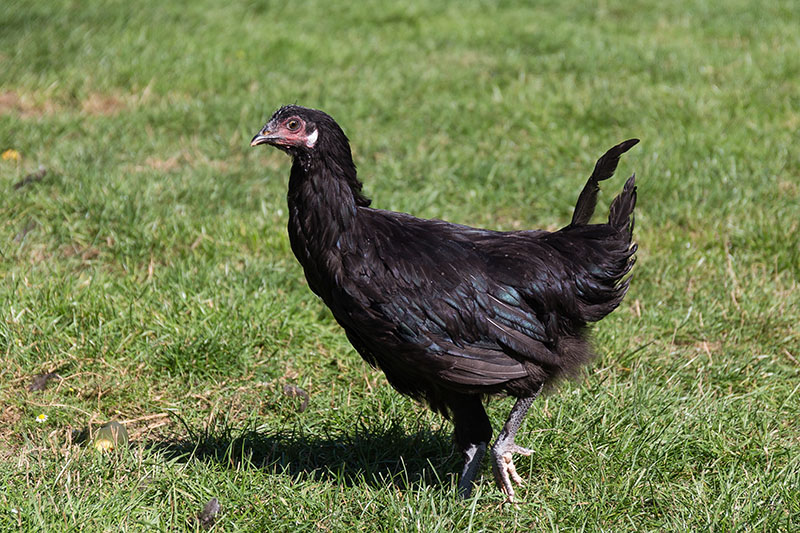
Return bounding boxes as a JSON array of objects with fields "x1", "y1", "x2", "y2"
[{"x1": 1, "y1": 0, "x2": 798, "y2": 530}]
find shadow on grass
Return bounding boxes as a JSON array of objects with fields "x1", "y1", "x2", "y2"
[{"x1": 147, "y1": 416, "x2": 459, "y2": 491}]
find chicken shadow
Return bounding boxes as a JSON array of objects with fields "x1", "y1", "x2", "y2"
[{"x1": 147, "y1": 416, "x2": 460, "y2": 491}]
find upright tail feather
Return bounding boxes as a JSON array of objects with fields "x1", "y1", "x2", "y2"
[
  {"x1": 608, "y1": 174, "x2": 637, "y2": 239},
  {"x1": 570, "y1": 138, "x2": 639, "y2": 227}
]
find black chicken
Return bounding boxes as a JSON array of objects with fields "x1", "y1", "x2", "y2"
[{"x1": 251, "y1": 105, "x2": 638, "y2": 501}]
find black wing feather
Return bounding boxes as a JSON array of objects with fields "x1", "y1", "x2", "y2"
[{"x1": 332, "y1": 205, "x2": 634, "y2": 392}]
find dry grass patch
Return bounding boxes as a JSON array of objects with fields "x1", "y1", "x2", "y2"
[{"x1": 0, "y1": 90, "x2": 129, "y2": 118}]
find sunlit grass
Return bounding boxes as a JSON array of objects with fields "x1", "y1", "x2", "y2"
[{"x1": 1, "y1": 0, "x2": 798, "y2": 530}]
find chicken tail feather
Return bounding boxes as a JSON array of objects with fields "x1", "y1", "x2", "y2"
[
  {"x1": 608, "y1": 174, "x2": 637, "y2": 239},
  {"x1": 570, "y1": 138, "x2": 639, "y2": 227}
]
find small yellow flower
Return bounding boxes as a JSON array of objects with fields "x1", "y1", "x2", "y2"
[
  {"x1": 2, "y1": 148, "x2": 21, "y2": 161},
  {"x1": 35, "y1": 413, "x2": 48, "y2": 423}
]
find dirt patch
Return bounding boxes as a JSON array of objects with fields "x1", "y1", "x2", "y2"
[
  {"x1": 81, "y1": 92, "x2": 127, "y2": 116},
  {"x1": 0, "y1": 90, "x2": 129, "y2": 118},
  {"x1": 778, "y1": 179, "x2": 798, "y2": 197},
  {"x1": 59, "y1": 243, "x2": 105, "y2": 263},
  {"x1": 0, "y1": 90, "x2": 25, "y2": 114},
  {"x1": 0, "y1": 91, "x2": 58, "y2": 118}
]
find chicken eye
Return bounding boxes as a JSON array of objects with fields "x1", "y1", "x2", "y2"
[{"x1": 286, "y1": 119, "x2": 301, "y2": 131}]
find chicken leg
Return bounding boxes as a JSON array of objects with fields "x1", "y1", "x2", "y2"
[
  {"x1": 490, "y1": 385, "x2": 543, "y2": 502},
  {"x1": 450, "y1": 394, "x2": 493, "y2": 498},
  {"x1": 458, "y1": 442, "x2": 487, "y2": 497}
]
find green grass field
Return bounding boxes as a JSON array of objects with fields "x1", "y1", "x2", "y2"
[{"x1": 2, "y1": 0, "x2": 798, "y2": 530}]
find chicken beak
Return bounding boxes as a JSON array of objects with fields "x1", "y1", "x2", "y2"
[
  {"x1": 250, "y1": 124, "x2": 283, "y2": 146},
  {"x1": 250, "y1": 129, "x2": 278, "y2": 147}
]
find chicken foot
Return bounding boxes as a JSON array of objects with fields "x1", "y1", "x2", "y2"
[{"x1": 490, "y1": 386, "x2": 542, "y2": 502}]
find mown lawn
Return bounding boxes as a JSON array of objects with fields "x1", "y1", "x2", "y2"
[{"x1": 1, "y1": 0, "x2": 798, "y2": 531}]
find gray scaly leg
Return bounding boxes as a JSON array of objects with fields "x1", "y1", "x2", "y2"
[
  {"x1": 457, "y1": 442, "x2": 487, "y2": 498},
  {"x1": 449, "y1": 393, "x2": 493, "y2": 499},
  {"x1": 490, "y1": 385, "x2": 542, "y2": 502}
]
